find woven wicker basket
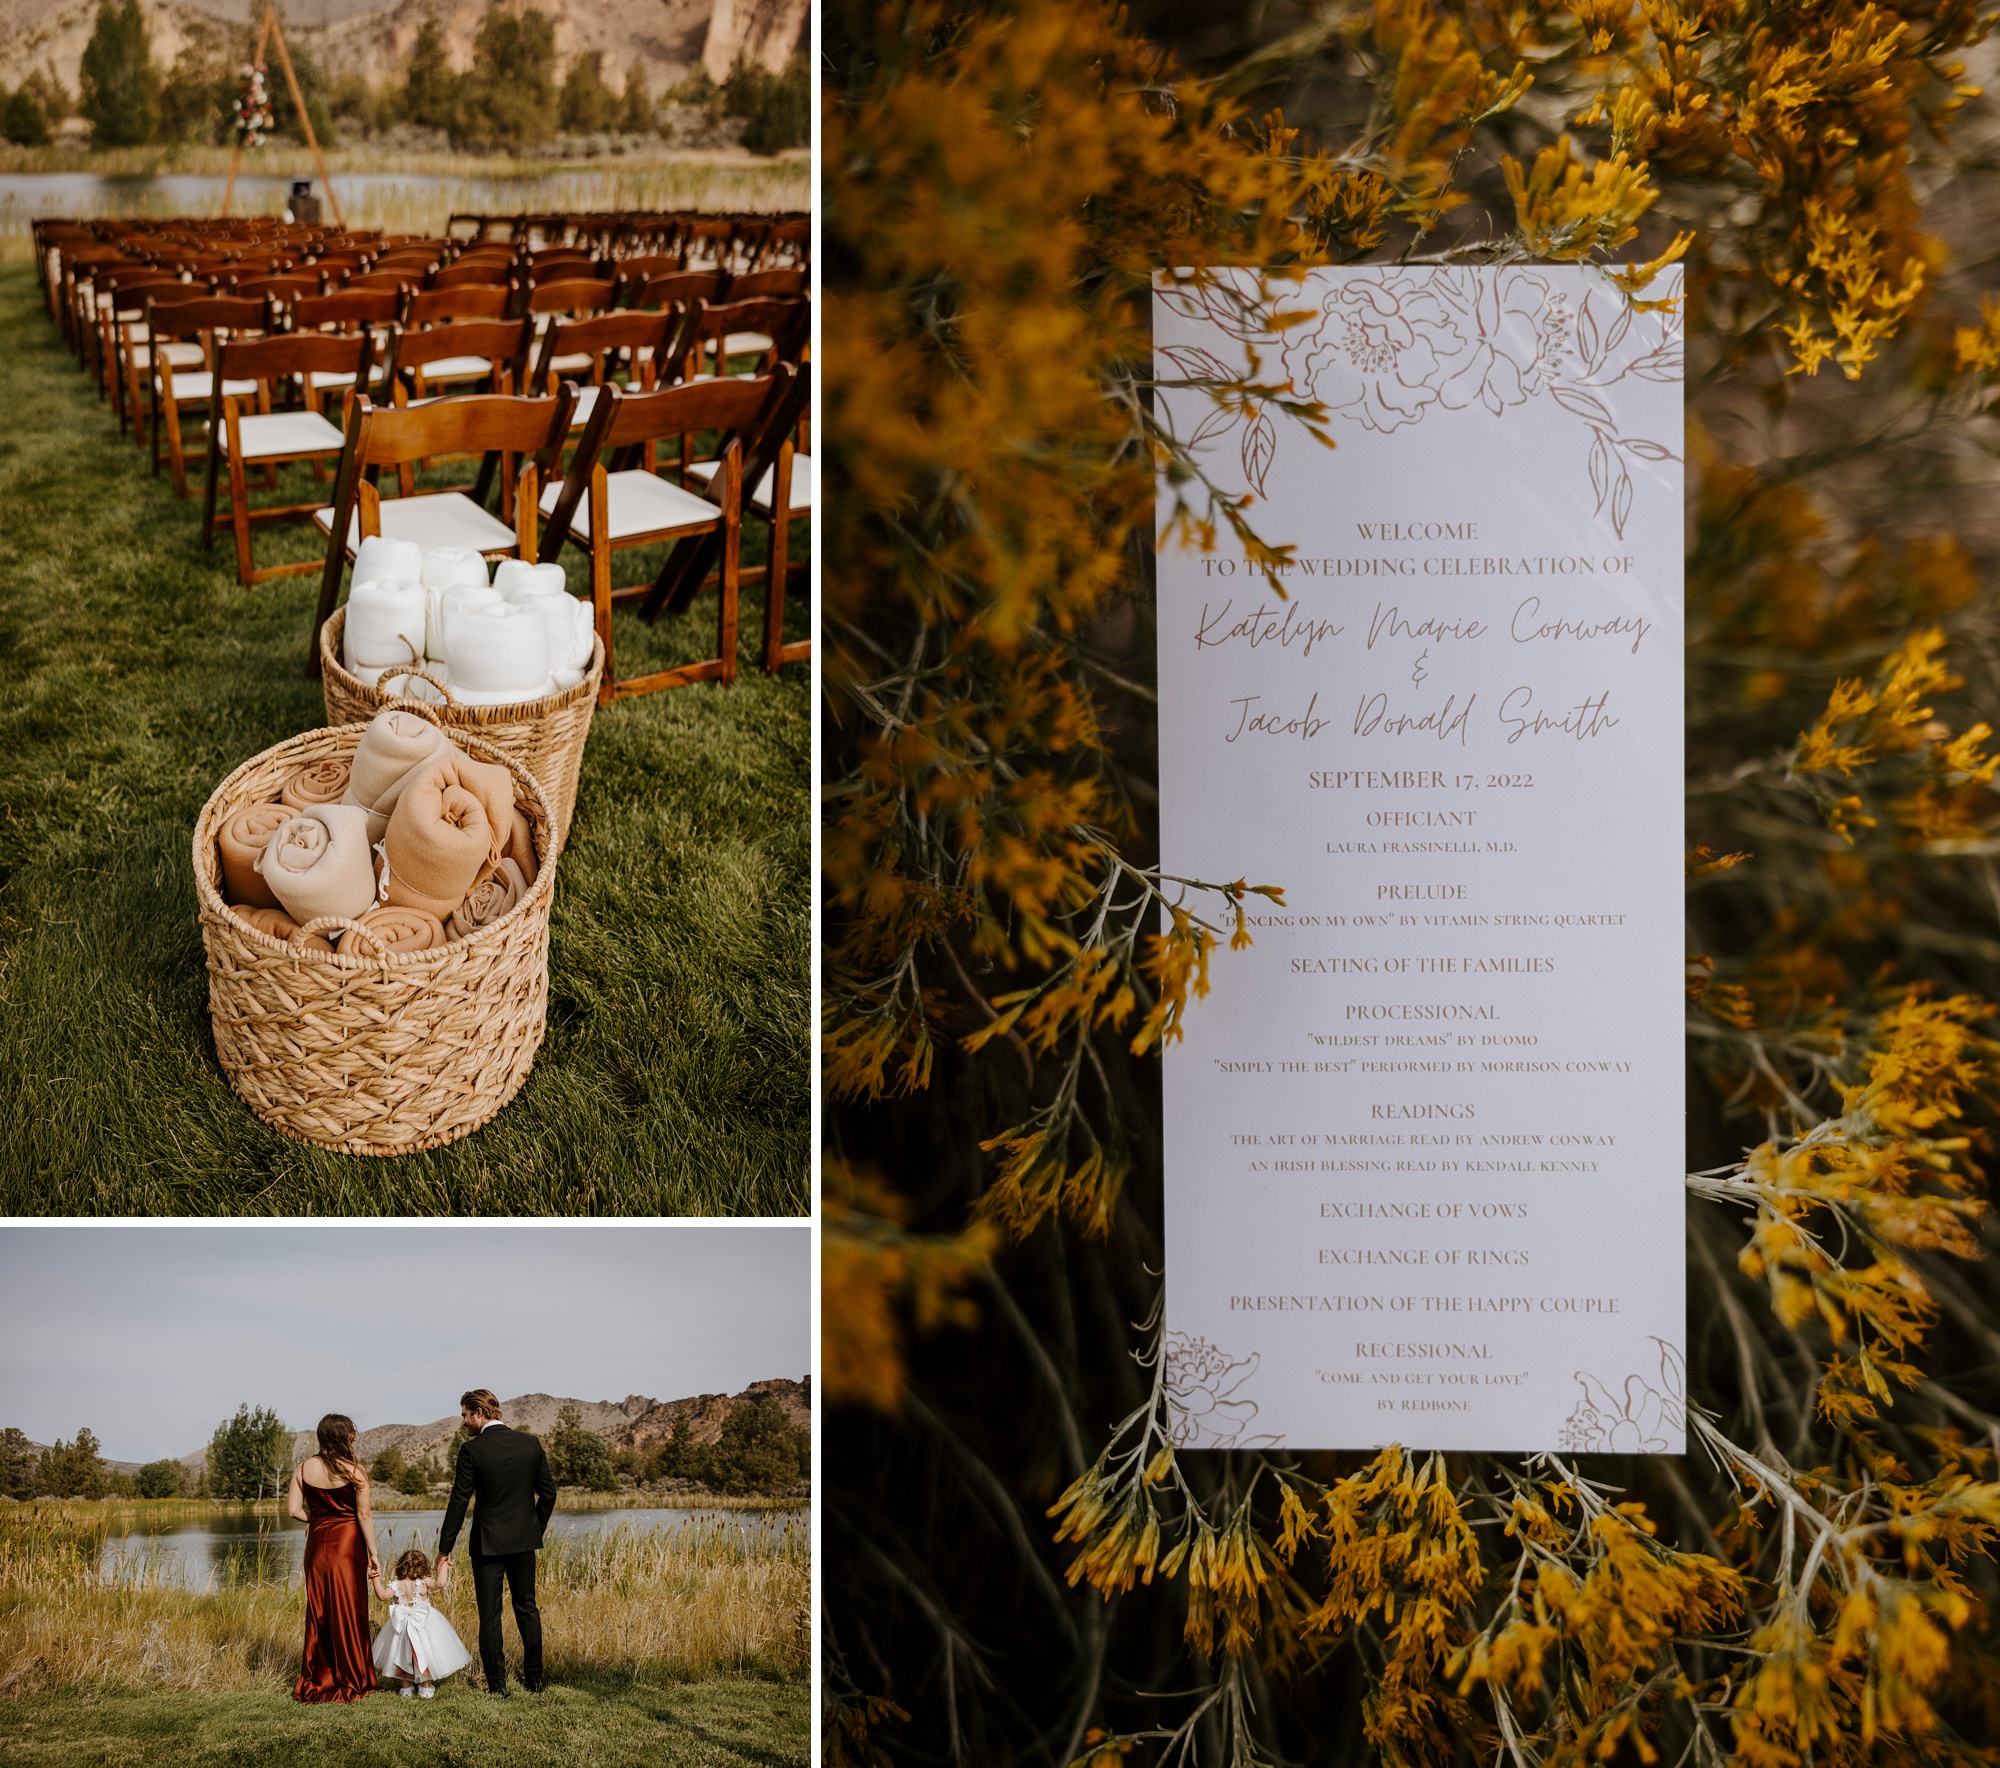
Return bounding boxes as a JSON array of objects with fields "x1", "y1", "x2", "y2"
[
  {"x1": 320, "y1": 604, "x2": 602, "y2": 850},
  {"x1": 192, "y1": 713, "x2": 557, "y2": 1157}
]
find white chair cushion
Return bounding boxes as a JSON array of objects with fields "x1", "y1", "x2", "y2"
[
  {"x1": 566, "y1": 384, "x2": 601, "y2": 429},
  {"x1": 413, "y1": 355, "x2": 491, "y2": 382},
  {"x1": 313, "y1": 491, "x2": 517, "y2": 557},
  {"x1": 688, "y1": 454, "x2": 814, "y2": 515},
  {"x1": 220, "y1": 410, "x2": 346, "y2": 458},
  {"x1": 159, "y1": 372, "x2": 257, "y2": 402},
  {"x1": 538, "y1": 470, "x2": 716, "y2": 544},
  {"x1": 142, "y1": 339, "x2": 206, "y2": 367},
  {"x1": 724, "y1": 331, "x2": 773, "y2": 357},
  {"x1": 548, "y1": 351, "x2": 592, "y2": 374},
  {"x1": 300, "y1": 369, "x2": 358, "y2": 390}
]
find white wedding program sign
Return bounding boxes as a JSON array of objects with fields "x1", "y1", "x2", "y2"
[{"x1": 1153, "y1": 266, "x2": 1685, "y2": 1453}]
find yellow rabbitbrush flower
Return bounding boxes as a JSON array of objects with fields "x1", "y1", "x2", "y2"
[
  {"x1": 1503, "y1": 136, "x2": 1663, "y2": 258},
  {"x1": 820, "y1": 1163, "x2": 997, "y2": 1413}
]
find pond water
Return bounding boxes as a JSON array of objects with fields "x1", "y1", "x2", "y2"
[
  {"x1": 0, "y1": 165, "x2": 804, "y2": 242},
  {"x1": 97, "y1": 1505, "x2": 788, "y2": 1589}
]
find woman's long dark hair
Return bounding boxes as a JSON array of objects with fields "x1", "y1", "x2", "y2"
[{"x1": 314, "y1": 1413, "x2": 365, "y2": 1483}]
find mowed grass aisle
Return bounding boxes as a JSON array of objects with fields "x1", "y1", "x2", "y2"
[{"x1": 0, "y1": 263, "x2": 809, "y2": 1213}]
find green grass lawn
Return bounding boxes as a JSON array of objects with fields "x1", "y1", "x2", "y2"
[
  {"x1": 0, "y1": 1676, "x2": 808, "y2": 1767},
  {"x1": 0, "y1": 263, "x2": 809, "y2": 1213}
]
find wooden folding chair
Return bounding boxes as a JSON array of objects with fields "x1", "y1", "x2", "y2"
[
  {"x1": 376, "y1": 315, "x2": 536, "y2": 496},
  {"x1": 232, "y1": 273, "x2": 320, "y2": 306},
  {"x1": 617, "y1": 269, "x2": 726, "y2": 315},
  {"x1": 687, "y1": 382, "x2": 813, "y2": 673},
  {"x1": 604, "y1": 254, "x2": 686, "y2": 301},
  {"x1": 292, "y1": 290, "x2": 399, "y2": 397},
  {"x1": 759, "y1": 216, "x2": 810, "y2": 270},
  {"x1": 432, "y1": 259, "x2": 515, "y2": 290},
  {"x1": 308, "y1": 386, "x2": 611, "y2": 675},
  {"x1": 536, "y1": 366, "x2": 799, "y2": 698},
  {"x1": 383, "y1": 314, "x2": 533, "y2": 403},
  {"x1": 726, "y1": 268, "x2": 807, "y2": 301},
  {"x1": 403, "y1": 285, "x2": 515, "y2": 327},
  {"x1": 145, "y1": 295, "x2": 269, "y2": 497},
  {"x1": 97, "y1": 270, "x2": 191, "y2": 433},
  {"x1": 527, "y1": 309, "x2": 675, "y2": 430},
  {"x1": 671, "y1": 295, "x2": 810, "y2": 382},
  {"x1": 203, "y1": 330, "x2": 374, "y2": 585},
  {"x1": 659, "y1": 298, "x2": 809, "y2": 481}
]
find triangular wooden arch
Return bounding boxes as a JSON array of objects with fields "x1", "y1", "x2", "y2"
[{"x1": 220, "y1": 3, "x2": 344, "y2": 228}]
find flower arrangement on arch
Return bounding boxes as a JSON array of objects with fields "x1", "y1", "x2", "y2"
[{"x1": 232, "y1": 63, "x2": 274, "y2": 147}]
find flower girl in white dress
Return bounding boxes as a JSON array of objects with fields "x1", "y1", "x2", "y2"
[{"x1": 371, "y1": 1548, "x2": 473, "y2": 1697}]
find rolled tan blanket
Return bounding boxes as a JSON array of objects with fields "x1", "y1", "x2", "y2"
[
  {"x1": 504, "y1": 808, "x2": 538, "y2": 885},
  {"x1": 217, "y1": 802, "x2": 292, "y2": 908},
  {"x1": 350, "y1": 903, "x2": 446, "y2": 954},
  {"x1": 379, "y1": 757, "x2": 501, "y2": 922},
  {"x1": 280, "y1": 759, "x2": 351, "y2": 810},
  {"x1": 448, "y1": 858, "x2": 530, "y2": 940},
  {"x1": 342, "y1": 709, "x2": 460, "y2": 819},
  {"x1": 256, "y1": 804, "x2": 379, "y2": 926},
  {"x1": 233, "y1": 904, "x2": 337, "y2": 955}
]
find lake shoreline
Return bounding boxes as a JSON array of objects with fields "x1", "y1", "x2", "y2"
[
  {"x1": 11, "y1": 1490, "x2": 807, "y2": 1516},
  {"x1": 0, "y1": 144, "x2": 811, "y2": 178}
]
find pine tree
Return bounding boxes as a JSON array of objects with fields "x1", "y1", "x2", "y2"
[
  {"x1": 619, "y1": 64, "x2": 653, "y2": 135},
  {"x1": 546, "y1": 1403, "x2": 616, "y2": 1490},
  {"x1": 453, "y1": 7, "x2": 556, "y2": 150},
  {"x1": 402, "y1": 12, "x2": 456, "y2": 134},
  {"x1": 78, "y1": 0, "x2": 159, "y2": 147},
  {"x1": 0, "y1": 1427, "x2": 36, "y2": 1499},
  {"x1": 558, "y1": 52, "x2": 617, "y2": 134},
  {"x1": 3, "y1": 87, "x2": 51, "y2": 147}
]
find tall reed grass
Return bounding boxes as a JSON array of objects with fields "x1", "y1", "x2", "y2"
[{"x1": 0, "y1": 1506, "x2": 806, "y2": 1697}]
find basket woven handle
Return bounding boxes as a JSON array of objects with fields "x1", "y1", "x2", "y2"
[
  {"x1": 292, "y1": 915, "x2": 386, "y2": 955},
  {"x1": 376, "y1": 664, "x2": 461, "y2": 709}
]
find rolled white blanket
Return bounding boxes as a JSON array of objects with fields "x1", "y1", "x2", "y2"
[
  {"x1": 422, "y1": 548, "x2": 491, "y2": 659},
  {"x1": 493, "y1": 560, "x2": 567, "y2": 601},
  {"x1": 256, "y1": 804, "x2": 378, "y2": 926},
  {"x1": 514, "y1": 588, "x2": 594, "y2": 677},
  {"x1": 343, "y1": 578, "x2": 428, "y2": 672},
  {"x1": 447, "y1": 857, "x2": 531, "y2": 939},
  {"x1": 446, "y1": 603, "x2": 553, "y2": 705},
  {"x1": 358, "y1": 661, "x2": 451, "y2": 702},
  {"x1": 354, "y1": 536, "x2": 422, "y2": 586},
  {"x1": 429, "y1": 584, "x2": 503, "y2": 664}
]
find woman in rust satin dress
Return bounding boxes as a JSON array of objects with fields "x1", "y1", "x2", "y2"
[{"x1": 289, "y1": 1413, "x2": 382, "y2": 1703}]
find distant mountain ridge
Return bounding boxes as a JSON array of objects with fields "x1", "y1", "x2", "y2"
[
  {"x1": 0, "y1": 0, "x2": 807, "y2": 104},
  {"x1": 12, "y1": 1379, "x2": 808, "y2": 1478},
  {"x1": 187, "y1": 1378, "x2": 810, "y2": 1477}
]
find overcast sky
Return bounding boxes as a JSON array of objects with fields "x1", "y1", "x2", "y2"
[{"x1": 0, "y1": 1224, "x2": 810, "y2": 1462}]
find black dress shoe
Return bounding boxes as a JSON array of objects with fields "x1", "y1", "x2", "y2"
[
  {"x1": 487, "y1": 1686, "x2": 510, "y2": 1699},
  {"x1": 521, "y1": 1680, "x2": 544, "y2": 1694}
]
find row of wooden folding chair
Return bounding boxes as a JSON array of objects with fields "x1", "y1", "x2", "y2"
[{"x1": 299, "y1": 365, "x2": 809, "y2": 698}]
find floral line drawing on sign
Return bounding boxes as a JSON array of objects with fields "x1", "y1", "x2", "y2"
[
  {"x1": 1157, "y1": 267, "x2": 1682, "y2": 531},
  {"x1": 1558, "y1": 1337, "x2": 1687, "y2": 1453},
  {"x1": 1163, "y1": 1331, "x2": 1280, "y2": 1449}
]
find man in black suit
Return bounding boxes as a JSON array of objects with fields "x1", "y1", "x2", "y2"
[{"x1": 437, "y1": 1388, "x2": 558, "y2": 1696}]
